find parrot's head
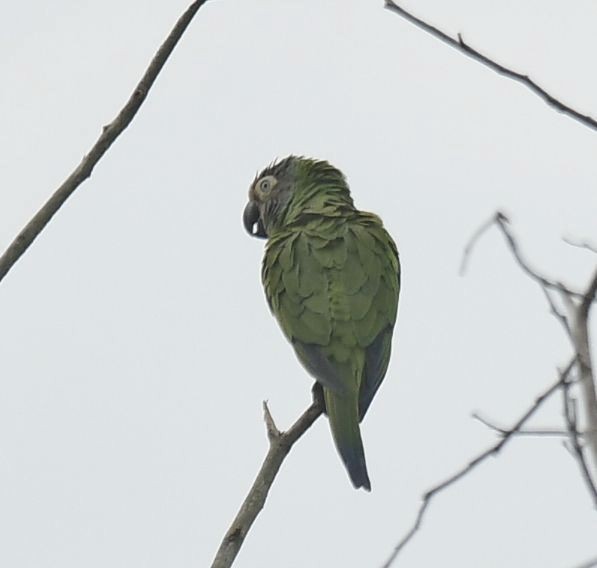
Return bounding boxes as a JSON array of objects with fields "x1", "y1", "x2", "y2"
[
  {"x1": 243, "y1": 156, "x2": 299, "y2": 239},
  {"x1": 243, "y1": 155, "x2": 353, "y2": 239}
]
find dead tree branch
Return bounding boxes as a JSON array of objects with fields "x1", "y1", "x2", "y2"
[
  {"x1": 381, "y1": 360, "x2": 575, "y2": 568},
  {"x1": 384, "y1": 1, "x2": 597, "y2": 133},
  {"x1": 385, "y1": 212, "x2": 597, "y2": 565},
  {"x1": 211, "y1": 401, "x2": 323, "y2": 568},
  {"x1": 463, "y1": 212, "x2": 597, "y2": 496},
  {"x1": 0, "y1": 0, "x2": 209, "y2": 284}
]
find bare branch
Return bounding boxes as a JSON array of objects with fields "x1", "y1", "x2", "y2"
[
  {"x1": 562, "y1": 374, "x2": 597, "y2": 506},
  {"x1": 384, "y1": 1, "x2": 597, "y2": 133},
  {"x1": 211, "y1": 401, "x2": 323, "y2": 568},
  {"x1": 381, "y1": 359, "x2": 576, "y2": 568},
  {"x1": 463, "y1": 211, "x2": 597, "y2": 493},
  {"x1": 0, "y1": 0, "x2": 209, "y2": 284},
  {"x1": 570, "y1": 268, "x2": 597, "y2": 493},
  {"x1": 579, "y1": 267, "x2": 597, "y2": 318}
]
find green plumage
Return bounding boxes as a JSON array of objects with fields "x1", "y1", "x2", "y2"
[{"x1": 244, "y1": 156, "x2": 400, "y2": 490}]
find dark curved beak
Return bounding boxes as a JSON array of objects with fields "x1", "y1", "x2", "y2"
[{"x1": 243, "y1": 201, "x2": 267, "y2": 239}]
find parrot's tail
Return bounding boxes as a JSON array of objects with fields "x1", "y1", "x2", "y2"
[{"x1": 324, "y1": 388, "x2": 371, "y2": 491}]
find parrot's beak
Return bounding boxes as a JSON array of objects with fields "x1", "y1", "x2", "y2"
[{"x1": 243, "y1": 200, "x2": 268, "y2": 239}]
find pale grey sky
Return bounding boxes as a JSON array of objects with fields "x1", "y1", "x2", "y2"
[{"x1": 1, "y1": 1, "x2": 597, "y2": 567}]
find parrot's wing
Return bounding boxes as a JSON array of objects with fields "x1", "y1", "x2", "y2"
[
  {"x1": 355, "y1": 221, "x2": 401, "y2": 419},
  {"x1": 359, "y1": 325, "x2": 393, "y2": 418},
  {"x1": 262, "y1": 229, "x2": 347, "y2": 393}
]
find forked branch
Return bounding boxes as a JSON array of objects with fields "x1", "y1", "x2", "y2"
[
  {"x1": 381, "y1": 360, "x2": 576, "y2": 568},
  {"x1": 384, "y1": 212, "x2": 597, "y2": 565},
  {"x1": 211, "y1": 401, "x2": 323, "y2": 568}
]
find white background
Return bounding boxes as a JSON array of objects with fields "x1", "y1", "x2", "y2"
[{"x1": 1, "y1": 1, "x2": 596, "y2": 566}]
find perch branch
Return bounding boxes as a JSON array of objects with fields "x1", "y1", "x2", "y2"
[
  {"x1": 381, "y1": 359, "x2": 575, "y2": 568},
  {"x1": 211, "y1": 401, "x2": 323, "y2": 568},
  {"x1": 384, "y1": 1, "x2": 597, "y2": 132},
  {"x1": 0, "y1": 0, "x2": 209, "y2": 284}
]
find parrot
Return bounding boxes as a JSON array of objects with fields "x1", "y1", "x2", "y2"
[{"x1": 243, "y1": 156, "x2": 400, "y2": 491}]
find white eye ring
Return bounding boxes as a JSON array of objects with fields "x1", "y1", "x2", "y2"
[{"x1": 260, "y1": 179, "x2": 271, "y2": 192}]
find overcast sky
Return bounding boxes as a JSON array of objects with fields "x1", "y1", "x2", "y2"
[{"x1": 1, "y1": 1, "x2": 597, "y2": 567}]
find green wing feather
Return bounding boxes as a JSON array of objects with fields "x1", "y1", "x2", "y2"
[
  {"x1": 262, "y1": 212, "x2": 400, "y2": 490},
  {"x1": 356, "y1": 215, "x2": 400, "y2": 418}
]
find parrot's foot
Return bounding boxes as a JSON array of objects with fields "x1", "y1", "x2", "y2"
[{"x1": 311, "y1": 382, "x2": 327, "y2": 415}]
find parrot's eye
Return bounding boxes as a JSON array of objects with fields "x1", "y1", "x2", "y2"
[{"x1": 258, "y1": 176, "x2": 276, "y2": 195}]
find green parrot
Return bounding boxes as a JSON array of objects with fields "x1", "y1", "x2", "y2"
[{"x1": 243, "y1": 156, "x2": 400, "y2": 491}]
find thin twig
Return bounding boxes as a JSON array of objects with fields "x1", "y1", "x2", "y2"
[
  {"x1": 542, "y1": 288, "x2": 572, "y2": 340},
  {"x1": 461, "y1": 211, "x2": 585, "y2": 299},
  {"x1": 211, "y1": 401, "x2": 323, "y2": 568},
  {"x1": 384, "y1": 1, "x2": 597, "y2": 133},
  {"x1": 473, "y1": 413, "x2": 569, "y2": 437},
  {"x1": 459, "y1": 211, "x2": 507, "y2": 275},
  {"x1": 381, "y1": 358, "x2": 576, "y2": 568},
  {"x1": 492, "y1": 214, "x2": 582, "y2": 298},
  {"x1": 0, "y1": 0, "x2": 209, "y2": 284}
]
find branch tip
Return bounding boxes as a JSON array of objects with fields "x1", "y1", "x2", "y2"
[{"x1": 262, "y1": 401, "x2": 281, "y2": 441}]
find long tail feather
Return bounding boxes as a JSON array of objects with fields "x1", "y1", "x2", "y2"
[{"x1": 324, "y1": 388, "x2": 371, "y2": 491}]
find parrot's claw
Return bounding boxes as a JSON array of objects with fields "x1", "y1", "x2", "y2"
[{"x1": 311, "y1": 382, "x2": 327, "y2": 414}]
